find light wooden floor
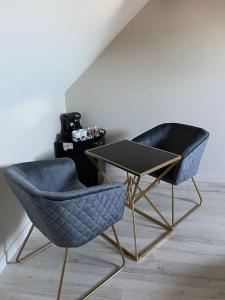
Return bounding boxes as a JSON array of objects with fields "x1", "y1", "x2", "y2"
[{"x1": 1, "y1": 180, "x2": 225, "y2": 300}]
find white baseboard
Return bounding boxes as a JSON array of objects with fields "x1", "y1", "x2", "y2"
[
  {"x1": 106, "y1": 165, "x2": 225, "y2": 184},
  {"x1": 0, "y1": 221, "x2": 31, "y2": 274}
]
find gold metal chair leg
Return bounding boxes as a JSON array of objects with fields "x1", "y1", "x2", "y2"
[
  {"x1": 81, "y1": 225, "x2": 125, "y2": 300},
  {"x1": 172, "y1": 185, "x2": 175, "y2": 227},
  {"x1": 56, "y1": 248, "x2": 69, "y2": 300},
  {"x1": 131, "y1": 203, "x2": 138, "y2": 258},
  {"x1": 192, "y1": 177, "x2": 203, "y2": 204},
  {"x1": 16, "y1": 224, "x2": 53, "y2": 263},
  {"x1": 111, "y1": 224, "x2": 126, "y2": 267},
  {"x1": 172, "y1": 177, "x2": 203, "y2": 227},
  {"x1": 56, "y1": 226, "x2": 125, "y2": 300}
]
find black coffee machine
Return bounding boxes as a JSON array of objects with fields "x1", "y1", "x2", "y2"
[
  {"x1": 54, "y1": 111, "x2": 106, "y2": 186},
  {"x1": 60, "y1": 112, "x2": 82, "y2": 140}
]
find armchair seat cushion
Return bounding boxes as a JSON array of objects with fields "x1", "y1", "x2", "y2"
[{"x1": 62, "y1": 179, "x2": 86, "y2": 192}]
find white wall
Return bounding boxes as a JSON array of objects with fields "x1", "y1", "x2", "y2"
[
  {"x1": 0, "y1": 0, "x2": 149, "y2": 273},
  {"x1": 0, "y1": 0, "x2": 149, "y2": 109},
  {"x1": 0, "y1": 95, "x2": 65, "y2": 272},
  {"x1": 66, "y1": 0, "x2": 225, "y2": 183}
]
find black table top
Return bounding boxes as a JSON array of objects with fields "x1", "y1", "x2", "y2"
[{"x1": 85, "y1": 140, "x2": 181, "y2": 176}]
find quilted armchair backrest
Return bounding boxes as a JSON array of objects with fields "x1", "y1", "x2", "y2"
[
  {"x1": 133, "y1": 123, "x2": 209, "y2": 185},
  {"x1": 151, "y1": 123, "x2": 209, "y2": 156},
  {"x1": 152, "y1": 123, "x2": 209, "y2": 185}
]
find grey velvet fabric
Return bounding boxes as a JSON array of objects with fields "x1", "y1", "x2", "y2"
[
  {"x1": 9, "y1": 158, "x2": 84, "y2": 192},
  {"x1": 133, "y1": 123, "x2": 209, "y2": 185},
  {"x1": 5, "y1": 158, "x2": 127, "y2": 248}
]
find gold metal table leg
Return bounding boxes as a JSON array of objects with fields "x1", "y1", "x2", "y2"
[{"x1": 132, "y1": 179, "x2": 172, "y2": 229}]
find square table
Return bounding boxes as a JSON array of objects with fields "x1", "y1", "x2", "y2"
[{"x1": 85, "y1": 140, "x2": 181, "y2": 261}]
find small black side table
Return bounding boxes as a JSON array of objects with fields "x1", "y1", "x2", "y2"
[
  {"x1": 86, "y1": 140, "x2": 181, "y2": 261},
  {"x1": 54, "y1": 135, "x2": 105, "y2": 187}
]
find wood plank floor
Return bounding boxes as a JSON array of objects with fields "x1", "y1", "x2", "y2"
[{"x1": 0, "y1": 180, "x2": 225, "y2": 300}]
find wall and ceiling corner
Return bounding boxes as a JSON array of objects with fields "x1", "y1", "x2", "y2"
[{"x1": 66, "y1": 0, "x2": 225, "y2": 183}]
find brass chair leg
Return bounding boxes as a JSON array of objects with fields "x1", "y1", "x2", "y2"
[
  {"x1": 56, "y1": 248, "x2": 69, "y2": 300},
  {"x1": 56, "y1": 225, "x2": 125, "y2": 300},
  {"x1": 192, "y1": 177, "x2": 203, "y2": 205},
  {"x1": 16, "y1": 224, "x2": 53, "y2": 263},
  {"x1": 172, "y1": 185, "x2": 175, "y2": 227},
  {"x1": 111, "y1": 224, "x2": 126, "y2": 267},
  {"x1": 172, "y1": 177, "x2": 203, "y2": 227}
]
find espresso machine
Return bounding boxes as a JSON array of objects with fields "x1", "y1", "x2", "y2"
[
  {"x1": 54, "y1": 112, "x2": 106, "y2": 187},
  {"x1": 59, "y1": 112, "x2": 82, "y2": 140}
]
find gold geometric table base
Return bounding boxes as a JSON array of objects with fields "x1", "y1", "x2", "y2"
[
  {"x1": 97, "y1": 164, "x2": 203, "y2": 261},
  {"x1": 101, "y1": 165, "x2": 176, "y2": 262},
  {"x1": 102, "y1": 228, "x2": 172, "y2": 262},
  {"x1": 85, "y1": 140, "x2": 204, "y2": 261}
]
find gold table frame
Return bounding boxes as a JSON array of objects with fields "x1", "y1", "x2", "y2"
[{"x1": 85, "y1": 144, "x2": 181, "y2": 261}]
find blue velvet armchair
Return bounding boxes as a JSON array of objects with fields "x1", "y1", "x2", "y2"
[
  {"x1": 5, "y1": 158, "x2": 127, "y2": 300},
  {"x1": 133, "y1": 123, "x2": 209, "y2": 226}
]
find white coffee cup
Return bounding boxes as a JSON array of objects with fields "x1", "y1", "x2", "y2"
[
  {"x1": 79, "y1": 129, "x2": 87, "y2": 139},
  {"x1": 72, "y1": 130, "x2": 81, "y2": 139}
]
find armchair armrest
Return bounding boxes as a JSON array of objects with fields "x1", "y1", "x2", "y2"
[
  {"x1": 181, "y1": 134, "x2": 209, "y2": 159},
  {"x1": 173, "y1": 137, "x2": 209, "y2": 185},
  {"x1": 39, "y1": 183, "x2": 127, "y2": 201}
]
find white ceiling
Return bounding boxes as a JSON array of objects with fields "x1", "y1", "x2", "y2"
[{"x1": 0, "y1": 0, "x2": 148, "y2": 109}]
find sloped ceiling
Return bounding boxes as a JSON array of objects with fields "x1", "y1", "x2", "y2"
[{"x1": 0, "y1": 0, "x2": 149, "y2": 108}]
